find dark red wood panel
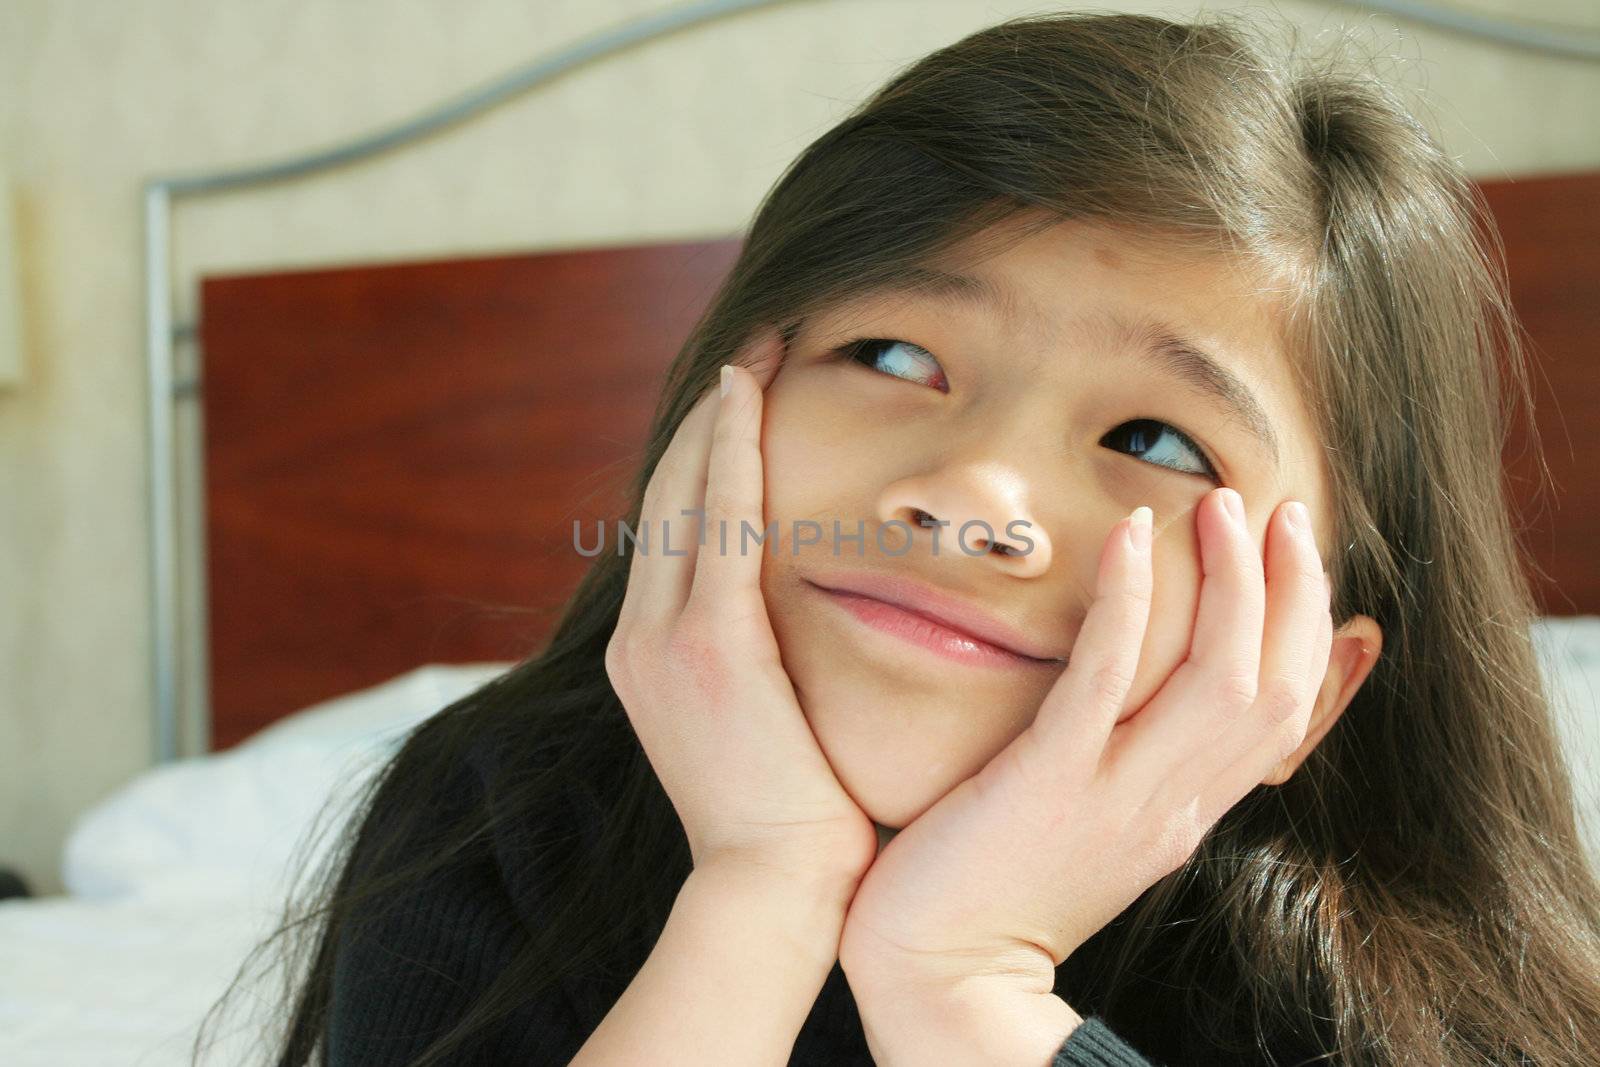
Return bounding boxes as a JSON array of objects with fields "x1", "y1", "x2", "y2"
[
  {"x1": 199, "y1": 172, "x2": 1600, "y2": 749},
  {"x1": 1486, "y1": 171, "x2": 1600, "y2": 616},
  {"x1": 200, "y1": 238, "x2": 742, "y2": 749}
]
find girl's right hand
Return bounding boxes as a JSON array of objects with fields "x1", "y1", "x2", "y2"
[{"x1": 605, "y1": 329, "x2": 881, "y2": 893}]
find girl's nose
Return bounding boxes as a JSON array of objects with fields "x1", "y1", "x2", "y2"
[{"x1": 876, "y1": 460, "x2": 1053, "y2": 577}]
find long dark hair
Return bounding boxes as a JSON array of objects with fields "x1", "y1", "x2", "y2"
[{"x1": 201, "y1": 11, "x2": 1600, "y2": 1065}]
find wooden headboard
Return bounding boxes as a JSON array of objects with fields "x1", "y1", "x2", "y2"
[
  {"x1": 199, "y1": 238, "x2": 741, "y2": 749},
  {"x1": 198, "y1": 172, "x2": 1600, "y2": 751},
  {"x1": 1483, "y1": 172, "x2": 1600, "y2": 616}
]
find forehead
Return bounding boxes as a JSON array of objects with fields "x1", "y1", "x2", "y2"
[
  {"x1": 936, "y1": 217, "x2": 1293, "y2": 375},
  {"x1": 857, "y1": 217, "x2": 1322, "y2": 492}
]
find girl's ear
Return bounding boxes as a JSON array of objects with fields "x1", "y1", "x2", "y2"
[{"x1": 1261, "y1": 618, "x2": 1384, "y2": 786}]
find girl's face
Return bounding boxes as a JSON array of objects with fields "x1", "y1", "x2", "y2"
[{"x1": 756, "y1": 214, "x2": 1345, "y2": 831}]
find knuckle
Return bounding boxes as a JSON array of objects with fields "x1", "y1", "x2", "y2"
[
  {"x1": 663, "y1": 614, "x2": 731, "y2": 689},
  {"x1": 1214, "y1": 668, "x2": 1259, "y2": 709},
  {"x1": 1150, "y1": 807, "x2": 1205, "y2": 874},
  {"x1": 663, "y1": 614, "x2": 712, "y2": 661},
  {"x1": 1259, "y1": 679, "x2": 1304, "y2": 726},
  {"x1": 1086, "y1": 658, "x2": 1137, "y2": 704}
]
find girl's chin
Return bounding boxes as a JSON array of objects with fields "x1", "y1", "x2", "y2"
[{"x1": 855, "y1": 782, "x2": 948, "y2": 831}]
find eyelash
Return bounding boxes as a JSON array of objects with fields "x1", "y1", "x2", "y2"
[{"x1": 830, "y1": 336, "x2": 1221, "y2": 482}]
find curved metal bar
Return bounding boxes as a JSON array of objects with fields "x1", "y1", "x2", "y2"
[
  {"x1": 143, "y1": 0, "x2": 803, "y2": 762},
  {"x1": 155, "y1": 0, "x2": 802, "y2": 194},
  {"x1": 1348, "y1": 0, "x2": 1600, "y2": 63},
  {"x1": 142, "y1": 0, "x2": 1595, "y2": 763},
  {"x1": 144, "y1": 184, "x2": 178, "y2": 763}
]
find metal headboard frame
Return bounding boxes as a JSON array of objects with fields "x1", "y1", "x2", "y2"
[
  {"x1": 141, "y1": 0, "x2": 801, "y2": 764},
  {"x1": 139, "y1": 0, "x2": 1600, "y2": 764}
]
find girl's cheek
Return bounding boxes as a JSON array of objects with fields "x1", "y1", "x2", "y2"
[
  {"x1": 759, "y1": 412, "x2": 811, "y2": 529},
  {"x1": 1095, "y1": 457, "x2": 1222, "y2": 540},
  {"x1": 763, "y1": 384, "x2": 879, "y2": 515}
]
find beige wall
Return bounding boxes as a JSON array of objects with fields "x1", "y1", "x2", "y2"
[{"x1": 2, "y1": 0, "x2": 1597, "y2": 895}]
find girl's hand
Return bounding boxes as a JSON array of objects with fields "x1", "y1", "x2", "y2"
[
  {"x1": 837, "y1": 488, "x2": 1335, "y2": 994},
  {"x1": 605, "y1": 330, "x2": 880, "y2": 893}
]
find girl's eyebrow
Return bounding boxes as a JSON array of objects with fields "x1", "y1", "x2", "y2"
[
  {"x1": 1116, "y1": 316, "x2": 1283, "y2": 470},
  {"x1": 866, "y1": 266, "x2": 1283, "y2": 471}
]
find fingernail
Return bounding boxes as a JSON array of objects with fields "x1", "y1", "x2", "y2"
[
  {"x1": 1287, "y1": 500, "x2": 1309, "y2": 532},
  {"x1": 1128, "y1": 505, "x2": 1152, "y2": 552},
  {"x1": 1222, "y1": 488, "x2": 1245, "y2": 527},
  {"x1": 720, "y1": 364, "x2": 733, "y2": 398}
]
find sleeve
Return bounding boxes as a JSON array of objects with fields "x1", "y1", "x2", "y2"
[
  {"x1": 325, "y1": 854, "x2": 583, "y2": 1065},
  {"x1": 1050, "y1": 1015, "x2": 1161, "y2": 1066},
  {"x1": 324, "y1": 762, "x2": 587, "y2": 1065}
]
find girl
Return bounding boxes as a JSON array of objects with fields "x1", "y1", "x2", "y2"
[{"x1": 209, "y1": 11, "x2": 1600, "y2": 1066}]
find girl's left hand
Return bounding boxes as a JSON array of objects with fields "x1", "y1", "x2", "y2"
[{"x1": 837, "y1": 487, "x2": 1335, "y2": 998}]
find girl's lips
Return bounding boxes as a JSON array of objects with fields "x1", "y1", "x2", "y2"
[{"x1": 809, "y1": 582, "x2": 1065, "y2": 670}]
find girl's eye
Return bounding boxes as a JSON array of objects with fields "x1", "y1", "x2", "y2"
[
  {"x1": 833, "y1": 336, "x2": 1217, "y2": 481},
  {"x1": 833, "y1": 337, "x2": 949, "y2": 392},
  {"x1": 1101, "y1": 419, "x2": 1219, "y2": 481}
]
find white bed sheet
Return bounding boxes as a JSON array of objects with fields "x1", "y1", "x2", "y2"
[
  {"x1": 0, "y1": 891, "x2": 283, "y2": 1066},
  {"x1": 2, "y1": 623, "x2": 1598, "y2": 1067},
  {"x1": 0, "y1": 662, "x2": 513, "y2": 1067}
]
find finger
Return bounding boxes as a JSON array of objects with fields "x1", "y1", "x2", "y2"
[
  {"x1": 1030, "y1": 505, "x2": 1153, "y2": 770},
  {"x1": 618, "y1": 380, "x2": 721, "y2": 628},
  {"x1": 686, "y1": 331, "x2": 785, "y2": 621},
  {"x1": 1197, "y1": 500, "x2": 1329, "y2": 779},
  {"x1": 1110, "y1": 487, "x2": 1265, "y2": 785},
  {"x1": 1200, "y1": 503, "x2": 1335, "y2": 810},
  {"x1": 1207, "y1": 602, "x2": 1333, "y2": 817},
  {"x1": 741, "y1": 326, "x2": 786, "y2": 391}
]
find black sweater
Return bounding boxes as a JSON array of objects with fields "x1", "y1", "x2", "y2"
[{"x1": 323, "y1": 723, "x2": 1161, "y2": 1066}]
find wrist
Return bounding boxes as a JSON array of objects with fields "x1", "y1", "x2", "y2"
[
  {"x1": 575, "y1": 855, "x2": 854, "y2": 1064},
  {"x1": 851, "y1": 971, "x2": 1084, "y2": 1067},
  {"x1": 683, "y1": 861, "x2": 857, "y2": 965},
  {"x1": 690, "y1": 853, "x2": 863, "y2": 909}
]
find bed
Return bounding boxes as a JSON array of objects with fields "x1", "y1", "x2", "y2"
[
  {"x1": 2, "y1": 115, "x2": 1597, "y2": 1067},
  {"x1": 0, "y1": 633, "x2": 1592, "y2": 1066},
  {"x1": 0, "y1": 663, "x2": 512, "y2": 1065}
]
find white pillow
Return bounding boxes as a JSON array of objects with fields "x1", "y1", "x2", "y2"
[
  {"x1": 1529, "y1": 616, "x2": 1600, "y2": 874},
  {"x1": 60, "y1": 622, "x2": 1600, "y2": 903},
  {"x1": 61, "y1": 663, "x2": 513, "y2": 903}
]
